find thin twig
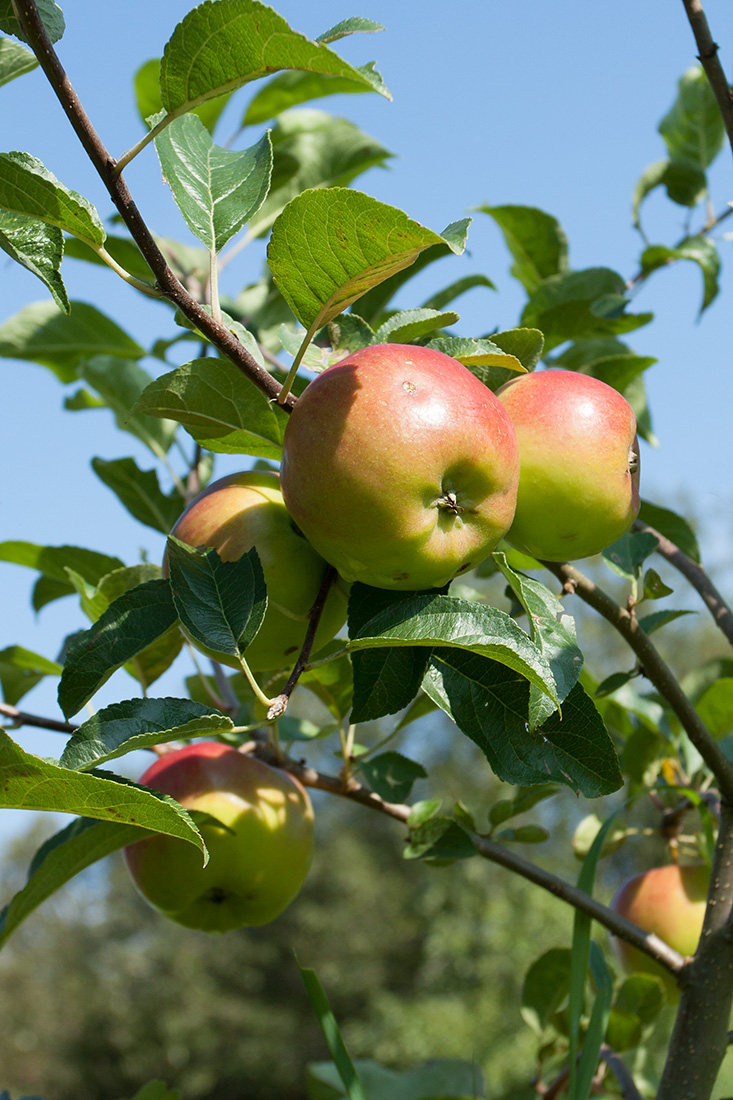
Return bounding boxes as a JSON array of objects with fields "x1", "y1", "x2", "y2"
[
  {"x1": 255, "y1": 744, "x2": 686, "y2": 974},
  {"x1": 543, "y1": 560, "x2": 733, "y2": 805},
  {"x1": 634, "y1": 518, "x2": 733, "y2": 649},
  {"x1": 600, "y1": 1045, "x2": 644, "y2": 1100},
  {"x1": 0, "y1": 702, "x2": 77, "y2": 733},
  {"x1": 681, "y1": 0, "x2": 733, "y2": 160},
  {"x1": 12, "y1": 0, "x2": 295, "y2": 411},
  {"x1": 267, "y1": 566, "x2": 340, "y2": 718}
]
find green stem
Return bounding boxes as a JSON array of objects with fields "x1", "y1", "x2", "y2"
[{"x1": 92, "y1": 244, "x2": 163, "y2": 297}]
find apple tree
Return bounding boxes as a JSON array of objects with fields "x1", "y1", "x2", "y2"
[{"x1": 0, "y1": 2, "x2": 732, "y2": 1098}]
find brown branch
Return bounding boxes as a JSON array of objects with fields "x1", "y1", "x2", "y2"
[
  {"x1": 634, "y1": 518, "x2": 733, "y2": 649},
  {"x1": 681, "y1": 0, "x2": 733, "y2": 160},
  {"x1": 656, "y1": 801, "x2": 733, "y2": 1100},
  {"x1": 255, "y1": 745, "x2": 686, "y2": 974},
  {"x1": 0, "y1": 702, "x2": 77, "y2": 733},
  {"x1": 544, "y1": 560, "x2": 733, "y2": 804},
  {"x1": 12, "y1": 0, "x2": 295, "y2": 412},
  {"x1": 266, "y1": 566, "x2": 339, "y2": 719},
  {"x1": 599, "y1": 1045, "x2": 644, "y2": 1100}
]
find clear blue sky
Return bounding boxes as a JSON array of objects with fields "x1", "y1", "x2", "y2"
[{"x1": 1, "y1": 0, "x2": 732, "y2": 798}]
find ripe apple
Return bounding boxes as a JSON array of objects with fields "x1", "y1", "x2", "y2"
[
  {"x1": 166, "y1": 469, "x2": 348, "y2": 670},
  {"x1": 610, "y1": 863, "x2": 709, "y2": 1000},
  {"x1": 279, "y1": 343, "x2": 520, "y2": 590},
  {"x1": 124, "y1": 741, "x2": 315, "y2": 932},
  {"x1": 496, "y1": 369, "x2": 640, "y2": 561}
]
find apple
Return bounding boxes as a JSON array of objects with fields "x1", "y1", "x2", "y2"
[
  {"x1": 496, "y1": 369, "x2": 640, "y2": 561},
  {"x1": 279, "y1": 343, "x2": 520, "y2": 590},
  {"x1": 124, "y1": 741, "x2": 315, "y2": 932},
  {"x1": 166, "y1": 469, "x2": 348, "y2": 670},
  {"x1": 610, "y1": 863, "x2": 709, "y2": 1000}
]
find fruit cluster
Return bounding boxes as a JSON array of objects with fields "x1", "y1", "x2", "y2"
[{"x1": 127, "y1": 343, "x2": 641, "y2": 933}]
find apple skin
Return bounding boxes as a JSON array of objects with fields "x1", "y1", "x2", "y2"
[
  {"x1": 167, "y1": 470, "x2": 348, "y2": 670},
  {"x1": 610, "y1": 863, "x2": 709, "y2": 1001},
  {"x1": 279, "y1": 344, "x2": 520, "y2": 590},
  {"x1": 496, "y1": 369, "x2": 640, "y2": 561},
  {"x1": 124, "y1": 741, "x2": 315, "y2": 933}
]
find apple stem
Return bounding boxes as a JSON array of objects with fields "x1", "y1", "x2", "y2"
[
  {"x1": 237, "y1": 656, "x2": 280, "y2": 713},
  {"x1": 266, "y1": 566, "x2": 339, "y2": 720}
]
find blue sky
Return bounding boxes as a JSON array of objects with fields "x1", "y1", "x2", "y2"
[{"x1": 0, "y1": 0, "x2": 732, "y2": 812}]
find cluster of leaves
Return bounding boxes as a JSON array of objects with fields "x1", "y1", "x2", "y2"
[{"x1": 0, "y1": 3, "x2": 732, "y2": 1098}]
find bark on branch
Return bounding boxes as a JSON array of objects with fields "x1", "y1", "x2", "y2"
[{"x1": 681, "y1": 0, "x2": 733, "y2": 161}]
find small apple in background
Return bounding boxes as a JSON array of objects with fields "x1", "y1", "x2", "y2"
[
  {"x1": 610, "y1": 863, "x2": 709, "y2": 1000},
  {"x1": 496, "y1": 369, "x2": 640, "y2": 561},
  {"x1": 166, "y1": 470, "x2": 348, "y2": 670},
  {"x1": 280, "y1": 343, "x2": 520, "y2": 591},
  {"x1": 124, "y1": 741, "x2": 315, "y2": 932}
]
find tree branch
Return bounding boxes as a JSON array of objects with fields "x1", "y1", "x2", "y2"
[
  {"x1": 634, "y1": 518, "x2": 733, "y2": 649},
  {"x1": 12, "y1": 0, "x2": 295, "y2": 411},
  {"x1": 543, "y1": 561, "x2": 733, "y2": 804},
  {"x1": 0, "y1": 702, "x2": 77, "y2": 733},
  {"x1": 656, "y1": 801, "x2": 733, "y2": 1100},
  {"x1": 681, "y1": 0, "x2": 733, "y2": 161},
  {"x1": 255, "y1": 746, "x2": 686, "y2": 974}
]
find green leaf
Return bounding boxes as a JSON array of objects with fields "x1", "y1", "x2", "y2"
[
  {"x1": 637, "y1": 608, "x2": 694, "y2": 635},
  {"x1": 0, "y1": 299, "x2": 144, "y2": 382},
  {"x1": 632, "y1": 158, "x2": 707, "y2": 226},
  {"x1": 602, "y1": 531, "x2": 659, "y2": 580},
  {"x1": 347, "y1": 584, "x2": 436, "y2": 723},
  {"x1": 421, "y1": 273, "x2": 496, "y2": 312},
  {"x1": 154, "y1": 116, "x2": 272, "y2": 252},
  {"x1": 133, "y1": 357, "x2": 287, "y2": 458},
  {"x1": 490, "y1": 327, "x2": 544, "y2": 371},
  {"x1": 123, "y1": 1082, "x2": 183, "y2": 1100},
  {"x1": 243, "y1": 69, "x2": 377, "y2": 127},
  {"x1": 359, "y1": 752, "x2": 427, "y2": 803},
  {"x1": 0, "y1": 0, "x2": 65, "y2": 44},
  {"x1": 404, "y1": 815, "x2": 476, "y2": 862},
  {"x1": 637, "y1": 499, "x2": 700, "y2": 562},
  {"x1": 0, "y1": 151, "x2": 104, "y2": 246},
  {"x1": 306, "y1": 1057, "x2": 484, "y2": 1100},
  {"x1": 519, "y1": 268, "x2": 651, "y2": 349},
  {"x1": 159, "y1": 1, "x2": 390, "y2": 119},
  {"x1": 0, "y1": 540, "x2": 125, "y2": 607},
  {"x1": 59, "y1": 697, "x2": 233, "y2": 771},
  {"x1": 425, "y1": 661, "x2": 621, "y2": 796},
  {"x1": 79, "y1": 355, "x2": 178, "y2": 455},
  {"x1": 134, "y1": 56, "x2": 231, "y2": 135},
  {"x1": 495, "y1": 824, "x2": 549, "y2": 843},
  {"x1": 0, "y1": 35, "x2": 37, "y2": 85},
  {"x1": 642, "y1": 568, "x2": 673, "y2": 601},
  {"x1": 0, "y1": 210, "x2": 68, "y2": 312},
  {"x1": 166, "y1": 538, "x2": 267, "y2": 665},
  {"x1": 521, "y1": 947, "x2": 572, "y2": 1033},
  {"x1": 268, "y1": 187, "x2": 469, "y2": 345},
  {"x1": 374, "y1": 308, "x2": 460, "y2": 344},
  {"x1": 0, "y1": 645, "x2": 62, "y2": 706},
  {"x1": 57, "y1": 580, "x2": 179, "y2": 718},
  {"x1": 574, "y1": 943, "x2": 613, "y2": 1100},
  {"x1": 521, "y1": 268, "x2": 653, "y2": 352},
  {"x1": 248, "y1": 108, "x2": 393, "y2": 240},
  {"x1": 494, "y1": 553, "x2": 583, "y2": 727},
  {"x1": 348, "y1": 591, "x2": 559, "y2": 713},
  {"x1": 298, "y1": 963, "x2": 368, "y2": 1100},
  {"x1": 426, "y1": 336, "x2": 525, "y2": 390},
  {"x1": 640, "y1": 237, "x2": 720, "y2": 314},
  {"x1": 327, "y1": 313, "x2": 375, "y2": 357},
  {"x1": 478, "y1": 204, "x2": 568, "y2": 292},
  {"x1": 0, "y1": 731, "x2": 204, "y2": 845},
  {"x1": 659, "y1": 66, "x2": 725, "y2": 170},
  {"x1": 696, "y1": 678, "x2": 733, "y2": 739},
  {"x1": 91, "y1": 458, "x2": 185, "y2": 534}
]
